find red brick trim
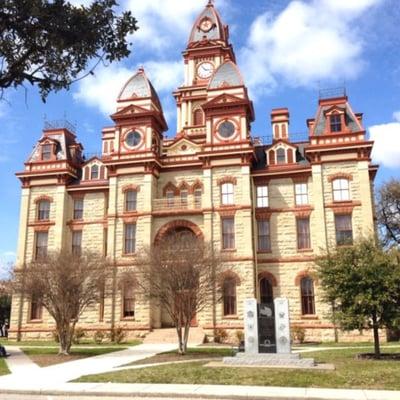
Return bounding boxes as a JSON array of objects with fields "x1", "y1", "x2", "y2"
[
  {"x1": 154, "y1": 219, "x2": 203, "y2": 244},
  {"x1": 258, "y1": 271, "x2": 278, "y2": 286},
  {"x1": 162, "y1": 182, "x2": 179, "y2": 196},
  {"x1": 122, "y1": 215, "x2": 138, "y2": 223},
  {"x1": 328, "y1": 173, "x2": 353, "y2": 182},
  {"x1": 122, "y1": 184, "x2": 141, "y2": 193},
  {"x1": 217, "y1": 176, "x2": 237, "y2": 186},
  {"x1": 218, "y1": 269, "x2": 241, "y2": 286},
  {"x1": 295, "y1": 270, "x2": 318, "y2": 286},
  {"x1": 34, "y1": 195, "x2": 53, "y2": 204},
  {"x1": 294, "y1": 209, "x2": 312, "y2": 218},
  {"x1": 218, "y1": 208, "x2": 236, "y2": 217},
  {"x1": 255, "y1": 209, "x2": 272, "y2": 220},
  {"x1": 191, "y1": 179, "x2": 204, "y2": 194}
]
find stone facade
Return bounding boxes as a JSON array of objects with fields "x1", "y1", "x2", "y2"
[{"x1": 11, "y1": 3, "x2": 378, "y2": 343}]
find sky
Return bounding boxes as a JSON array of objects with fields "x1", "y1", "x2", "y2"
[{"x1": 0, "y1": 0, "x2": 399, "y2": 274}]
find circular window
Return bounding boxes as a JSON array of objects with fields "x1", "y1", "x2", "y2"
[
  {"x1": 125, "y1": 131, "x2": 142, "y2": 148},
  {"x1": 218, "y1": 121, "x2": 235, "y2": 139}
]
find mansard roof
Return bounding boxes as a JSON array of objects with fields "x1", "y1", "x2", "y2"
[
  {"x1": 208, "y1": 60, "x2": 243, "y2": 89},
  {"x1": 188, "y1": 1, "x2": 227, "y2": 45}
]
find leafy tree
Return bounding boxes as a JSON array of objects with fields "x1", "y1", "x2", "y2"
[
  {"x1": 377, "y1": 179, "x2": 400, "y2": 247},
  {"x1": 13, "y1": 251, "x2": 109, "y2": 355},
  {"x1": 0, "y1": 0, "x2": 137, "y2": 99},
  {"x1": 317, "y1": 237, "x2": 400, "y2": 358},
  {"x1": 133, "y1": 231, "x2": 224, "y2": 355}
]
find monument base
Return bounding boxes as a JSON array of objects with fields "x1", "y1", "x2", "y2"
[{"x1": 223, "y1": 352, "x2": 315, "y2": 368}]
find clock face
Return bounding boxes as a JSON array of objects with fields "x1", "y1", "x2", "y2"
[
  {"x1": 125, "y1": 131, "x2": 142, "y2": 148},
  {"x1": 197, "y1": 62, "x2": 214, "y2": 79},
  {"x1": 218, "y1": 121, "x2": 236, "y2": 139},
  {"x1": 200, "y1": 18, "x2": 213, "y2": 32}
]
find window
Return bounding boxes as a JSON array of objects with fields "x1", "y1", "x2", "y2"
[
  {"x1": 330, "y1": 114, "x2": 342, "y2": 132},
  {"x1": 332, "y1": 178, "x2": 350, "y2": 201},
  {"x1": 91, "y1": 165, "x2": 99, "y2": 180},
  {"x1": 297, "y1": 218, "x2": 311, "y2": 250},
  {"x1": 221, "y1": 183, "x2": 234, "y2": 205},
  {"x1": 35, "y1": 231, "x2": 48, "y2": 260},
  {"x1": 193, "y1": 109, "x2": 204, "y2": 126},
  {"x1": 166, "y1": 190, "x2": 174, "y2": 207},
  {"x1": 37, "y1": 200, "x2": 50, "y2": 221},
  {"x1": 276, "y1": 148, "x2": 286, "y2": 164},
  {"x1": 123, "y1": 285, "x2": 135, "y2": 318},
  {"x1": 194, "y1": 189, "x2": 202, "y2": 209},
  {"x1": 125, "y1": 190, "x2": 137, "y2": 212},
  {"x1": 73, "y1": 198, "x2": 84, "y2": 220},
  {"x1": 260, "y1": 278, "x2": 273, "y2": 304},
  {"x1": 295, "y1": 183, "x2": 308, "y2": 205},
  {"x1": 30, "y1": 296, "x2": 42, "y2": 320},
  {"x1": 72, "y1": 230, "x2": 82, "y2": 256},
  {"x1": 222, "y1": 217, "x2": 235, "y2": 249},
  {"x1": 41, "y1": 144, "x2": 52, "y2": 161},
  {"x1": 256, "y1": 186, "x2": 268, "y2": 208},
  {"x1": 124, "y1": 223, "x2": 136, "y2": 254},
  {"x1": 257, "y1": 220, "x2": 271, "y2": 252},
  {"x1": 300, "y1": 277, "x2": 315, "y2": 315},
  {"x1": 335, "y1": 214, "x2": 353, "y2": 245},
  {"x1": 180, "y1": 190, "x2": 188, "y2": 207},
  {"x1": 223, "y1": 278, "x2": 236, "y2": 316}
]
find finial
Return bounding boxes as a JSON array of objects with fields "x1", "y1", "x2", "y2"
[
  {"x1": 138, "y1": 65, "x2": 144, "y2": 73},
  {"x1": 207, "y1": 0, "x2": 214, "y2": 7}
]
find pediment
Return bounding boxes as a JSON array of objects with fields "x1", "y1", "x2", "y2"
[
  {"x1": 269, "y1": 139, "x2": 297, "y2": 152},
  {"x1": 166, "y1": 137, "x2": 201, "y2": 156},
  {"x1": 111, "y1": 104, "x2": 150, "y2": 119},
  {"x1": 202, "y1": 93, "x2": 245, "y2": 109},
  {"x1": 82, "y1": 156, "x2": 103, "y2": 168}
]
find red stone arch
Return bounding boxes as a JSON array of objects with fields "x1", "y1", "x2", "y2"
[
  {"x1": 217, "y1": 269, "x2": 241, "y2": 287},
  {"x1": 154, "y1": 219, "x2": 203, "y2": 244},
  {"x1": 34, "y1": 195, "x2": 53, "y2": 204},
  {"x1": 295, "y1": 270, "x2": 318, "y2": 286},
  {"x1": 258, "y1": 271, "x2": 278, "y2": 287}
]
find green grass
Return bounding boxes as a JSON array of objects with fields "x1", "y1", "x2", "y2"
[
  {"x1": 0, "y1": 358, "x2": 10, "y2": 376},
  {"x1": 0, "y1": 339, "x2": 141, "y2": 347},
  {"x1": 163, "y1": 347, "x2": 235, "y2": 356},
  {"x1": 76, "y1": 347, "x2": 400, "y2": 390},
  {"x1": 23, "y1": 346, "x2": 127, "y2": 357},
  {"x1": 294, "y1": 341, "x2": 400, "y2": 348}
]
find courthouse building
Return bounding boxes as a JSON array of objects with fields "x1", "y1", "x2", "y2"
[{"x1": 10, "y1": 2, "x2": 377, "y2": 341}]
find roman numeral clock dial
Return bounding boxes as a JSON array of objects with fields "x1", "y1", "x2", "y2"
[{"x1": 197, "y1": 62, "x2": 214, "y2": 79}]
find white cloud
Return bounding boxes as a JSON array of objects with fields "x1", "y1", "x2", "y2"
[
  {"x1": 370, "y1": 116, "x2": 400, "y2": 168},
  {"x1": 73, "y1": 60, "x2": 182, "y2": 115},
  {"x1": 239, "y1": 0, "x2": 381, "y2": 96}
]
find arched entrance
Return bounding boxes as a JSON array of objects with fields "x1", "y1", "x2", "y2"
[{"x1": 153, "y1": 220, "x2": 203, "y2": 328}]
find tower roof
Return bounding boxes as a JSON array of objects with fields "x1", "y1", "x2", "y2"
[
  {"x1": 188, "y1": 1, "x2": 228, "y2": 45},
  {"x1": 118, "y1": 68, "x2": 160, "y2": 103},
  {"x1": 208, "y1": 60, "x2": 244, "y2": 89}
]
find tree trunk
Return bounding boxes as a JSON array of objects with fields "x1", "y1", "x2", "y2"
[
  {"x1": 182, "y1": 323, "x2": 191, "y2": 355},
  {"x1": 57, "y1": 322, "x2": 74, "y2": 355},
  {"x1": 372, "y1": 312, "x2": 381, "y2": 359},
  {"x1": 176, "y1": 324, "x2": 184, "y2": 355}
]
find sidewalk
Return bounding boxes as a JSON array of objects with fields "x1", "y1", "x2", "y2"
[{"x1": 1, "y1": 382, "x2": 399, "y2": 400}]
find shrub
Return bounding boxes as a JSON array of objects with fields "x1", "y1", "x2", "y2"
[
  {"x1": 292, "y1": 326, "x2": 306, "y2": 344},
  {"x1": 93, "y1": 330, "x2": 105, "y2": 345},
  {"x1": 112, "y1": 327, "x2": 126, "y2": 344},
  {"x1": 214, "y1": 328, "x2": 228, "y2": 343},
  {"x1": 235, "y1": 329, "x2": 244, "y2": 344},
  {"x1": 73, "y1": 327, "x2": 86, "y2": 344}
]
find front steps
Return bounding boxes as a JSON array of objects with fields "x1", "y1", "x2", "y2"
[{"x1": 143, "y1": 327, "x2": 206, "y2": 345}]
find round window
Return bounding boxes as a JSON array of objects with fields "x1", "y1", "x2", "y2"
[
  {"x1": 125, "y1": 131, "x2": 142, "y2": 147},
  {"x1": 218, "y1": 121, "x2": 235, "y2": 139}
]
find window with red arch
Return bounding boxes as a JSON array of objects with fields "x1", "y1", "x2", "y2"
[
  {"x1": 193, "y1": 108, "x2": 204, "y2": 126},
  {"x1": 259, "y1": 277, "x2": 273, "y2": 304},
  {"x1": 300, "y1": 276, "x2": 315, "y2": 315}
]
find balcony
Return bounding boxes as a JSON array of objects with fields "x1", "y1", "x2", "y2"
[{"x1": 152, "y1": 196, "x2": 202, "y2": 212}]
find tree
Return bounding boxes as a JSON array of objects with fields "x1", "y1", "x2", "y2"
[
  {"x1": 0, "y1": 279, "x2": 11, "y2": 325},
  {"x1": 317, "y1": 237, "x2": 400, "y2": 358},
  {"x1": 13, "y1": 251, "x2": 109, "y2": 355},
  {"x1": 377, "y1": 179, "x2": 400, "y2": 248},
  {"x1": 0, "y1": 0, "x2": 137, "y2": 100},
  {"x1": 133, "y1": 231, "x2": 224, "y2": 355}
]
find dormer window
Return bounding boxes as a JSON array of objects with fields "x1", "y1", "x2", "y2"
[
  {"x1": 330, "y1": 114, "x2": 342, "y2": 132},
  {"x1": 91, "y1": 165, "x2": 99, "y2": 180},
  {"x1": 276, "y1": 148, "x2": 286, "y2": 164},
  {"x1": 42, "y1": 144, "x2": 52, "y2": 161}
]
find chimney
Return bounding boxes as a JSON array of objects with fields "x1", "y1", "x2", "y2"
[{"x1": 271, "y1": 108, "x2": 289, "y2": 141}]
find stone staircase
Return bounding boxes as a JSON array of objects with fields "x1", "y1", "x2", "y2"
[{"x1": 143, "y1": 327, "x2": 205, "y2": 345}]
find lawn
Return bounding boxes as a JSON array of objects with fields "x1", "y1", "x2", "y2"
[
  {"x1": 23, "y1": 346, "x2": 128, "y2": 367},
  {"x1": 0, "y1": 339, "x2": 141, "y2": 347},
  {"x1": 0, "y1": 358, "x2": 10, "y2": 375},
  {"x1": 76, "y1": 347, "x2": 400, "y2": 390}
]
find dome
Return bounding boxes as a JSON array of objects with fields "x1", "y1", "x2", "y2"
[{"x1": 208, "y1": 61, "x2": 243, "y2": 89}]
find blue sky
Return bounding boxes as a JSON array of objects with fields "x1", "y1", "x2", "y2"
[{"x1": 0, "y1": 0, "x2": 399, "y2": 273}]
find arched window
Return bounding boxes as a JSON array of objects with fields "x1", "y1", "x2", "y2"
[
  {"x1": 122, "y1": 285, "x2": 135, "y2": 318},
  {"x1": 193, "y1": 109, "x2": 204, "y2": 126},
  {"x1": 37, "y1": 200, "x2": 50, "y2": 221},
  {"x1": 276, "y1": 148, "x2": 286, "y2": 164},
  {"x1": 259, "y1": 277, "x2": 273, "y2": 304},
  {"x1": 300, "y1": 277, "x2": 315, "y2": 315},
  {"x1": 194, "y1": 188, "x2": 202, "y2": 209},
  {"x1": 125, "y1": 190, "x2": 137, "y2": 212},
  {"x1": 91, "y1": 164, "x2": 99, "y2": 180},
  {"x1": 30, "y1": 295, "x2": 42, "y2": 321},
  {"x1": 330, "y1": 113, "x2": 342, "y2": 132},
  {"x1": 332, "y1": 178, "x2": 350, "y2": 201},
  {"x1": 223, "y1": 278, "x2": 236, "y2": 316},
  {"x1": 221, "y1": 183, "x2": 234, "y2": 205}
]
